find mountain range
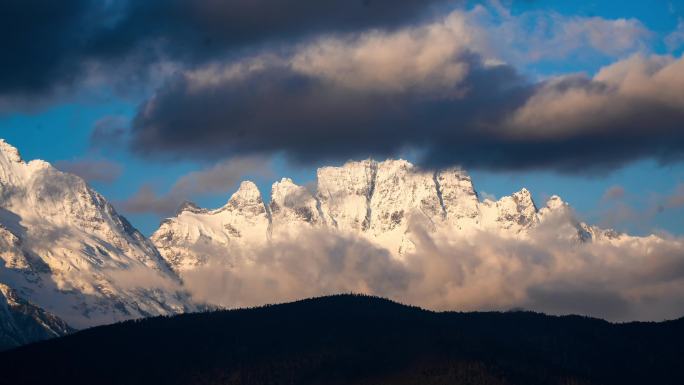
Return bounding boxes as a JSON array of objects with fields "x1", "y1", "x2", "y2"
[
  {"x1": 153, "y1": 159, "x2": 626, "y2": 273},
  {"x1": 0, "y1": 138, "x2": 671, "y2": 349}
]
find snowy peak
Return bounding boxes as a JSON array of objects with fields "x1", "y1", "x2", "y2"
[
  {"x1": 316, "y1": 159, "x2": 377, "y2": 232},
  {"x1": 370, "y1": 159, "x2": 443, "y2": 234},
  {"x1": 228, "y1": 181, "x2": 263, "y2": 205},
  {"x1": 479, "y1": 188, "x2": 539, "y2": 233},
  {"x1": 435, "y1": 167, "x2": 480, "y2": 229},
  {"x1": 152, "y1": 157, "x2": 621, "y2": 272},
  {"x1": 270, "y1": 178, "x2": 321, "y2": 227},
  {"x1": 545, "y1": 195, "x2": 566, "y2": 210},
  {"x1": 0, "y1": 139, "x2": 23, "y2": 164},
  {"x1": 0, "y1": 138, "x2": 193, "y2": 329},
  {"x1": 221, "y1": 181, "x2": 268, "y2": 218}
]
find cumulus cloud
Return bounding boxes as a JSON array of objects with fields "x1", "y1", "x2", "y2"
[
  {"x1": 120, "y1": 156, "x2": 272, "y2": 216},
  {"x1": 54, "y1": 159, "x2": 123, "y2": 184},
  {"x1": 178, "y1": 214, "x2": 684, "y2": 322},
  {"x1": 130, "y1": 6, "x2": 684, "y2": 172},
  {"x1": 6, "y1": 1, "x2": 674, "y2": 174},
  {"x1": 182, "y1": 229, "x2": 409, "y2": 308},
  {"x1": 0, "y1": 0, "x2": 451, "y2": 100}
]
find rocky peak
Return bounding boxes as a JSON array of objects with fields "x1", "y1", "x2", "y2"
[
  {"x1": 270, "y1": 178, "x2": 321, "y2": 226},
  {"x1": 0, "y1": 138, "x2": 193, "y2": 329},
  {"x1": 175, "y1": 201, "x2": 206, "y2": 216},
  {"x1": 545, "y1": 195, "x2": 566, "y2": 210},
  {"x1": 223, "y1": 181, "x2": 266, "y2": 213},
  {"x1": 370, "y1": 159, "x2": 443, "y2": 234},
  {"x1": 0, "y1": 139, "x2": 23, "y2": 164},
  {"x1": 232, "y1": 180, "x2": 263, "y2": 201},
  {"x1": 152, "y1": 157, "x2": 605, "y2": 268},
  {"x1": 316, "y1": 159, "x2": 377, "y2": 232},
  {"x1": 512, "y1": 188, "x2": 535, "y2": 207},
  {"x1": 436, "y1": 167, "x2": 480, "y2": 228}
]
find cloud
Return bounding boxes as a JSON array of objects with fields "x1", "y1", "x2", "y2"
[
  {"x1": 469, "y1": 4, "x2": 651, "y2": 66},
  {"x1": 178, "y1": 213, "x2": 684, "y2": 322},
  {"x1": 129, "y1": 6, "x2": 684, "y2": 172},
  {"x1": 128, "y1": 8, "x2": 527, "y2": 166},
  {"x1": 666, "y1": 19, "x2": 684, "y2": 52},
  {"x1": 3, "y1": 1, "x2": 676, "y2": 173},
  {"x1": 182, "y1": 228, "x2": 409, "y2": 308},
  {"x1": 597, "y1": 183, "x2": 684, "y2": 234},
  {"x1": 666, "y1": 183, "x2": 684, "y2": 209},
  {"x1": 120, "y1": 156, "x2": 272, "y2": 216},
  {"x1": 54, "y1": 159, "x2": 123, "y2": 184},
  {"x1": 90, "y1": 115, "x2": 129, "y2": 150},
  {"x1": 0, "y1": 0, "x2": 452, "y2": 100},
  {"x1": 602, "y1": 185, "x2": 625, "y2": 201},
  {"x1": 107, "y1": 264, "x2": 182, "y2": 292}
]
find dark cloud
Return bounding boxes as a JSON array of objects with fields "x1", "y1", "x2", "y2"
[
  {"x1": 131, "y1": 54, "x2": 532, "y2": 167},
  {"x1": 90, "y1": 115, "x2": 129, "y2": 149},
  {"x1": 0, "y1": 0, "x2": 90, "y2": 94},
  {"x1": 0, "y1": 0, "x2": 453, "y2": 98},
  {"x1": 130, "y1": 48, "x2": 684, "y2": 172}
]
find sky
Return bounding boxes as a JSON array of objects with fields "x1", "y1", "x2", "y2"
[{"x1": 1, "y1": 0, "x2": 684, "y2": 236}]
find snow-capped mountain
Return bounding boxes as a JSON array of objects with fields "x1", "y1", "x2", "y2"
[
  {"x1": 0, "y1": 140, "x2": 193, "y2": 329},
  {"x1": 153, "y1": 159, "x2": 620, "y2": 273},
  {"x1": 0, "y1": 283, "x2": 73, "y2": 350}
]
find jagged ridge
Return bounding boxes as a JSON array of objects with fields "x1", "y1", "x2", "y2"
[{"x1": 153, "y1": 159, "x2": 620, "y2": 273}]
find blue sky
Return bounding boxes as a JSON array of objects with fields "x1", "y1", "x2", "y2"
[{"x1": 1, "y1": 0, "x2": 683, "y2": 236}]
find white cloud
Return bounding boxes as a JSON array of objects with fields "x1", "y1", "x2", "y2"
[
  {"x1": 185, "y1": 4, "x2": 651, "y2": 94},
  {"x1": 506, "y1": 54, "x2": 684, "y2": 138},
  {"x1": 666, "y1": 19, "x2": 684, "y2": 52},
  {"x1": 178, "y1": 213, "x2": 684, "y2": 322}
]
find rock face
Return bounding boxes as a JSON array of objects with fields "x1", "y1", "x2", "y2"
[
  {"x1": 152, "y1": 159, "x2": 609, "y2": 273},
  {"x1": 0, "y1": 140, "x2": 193, "y2": 329},
  {"x1": 0, "y1": 283, "x2": 73, "y2": 351},
  {"x1": 154, "y1": 181, "x2": 271, "y2": 272}
]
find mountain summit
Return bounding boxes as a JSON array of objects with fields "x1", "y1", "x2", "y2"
[
  {"x1": 0, "y1": 139, "x2": 193, "y2": 330},
  {"x1": 153, "y1": 159, "x2": 622, "y2": 275}
]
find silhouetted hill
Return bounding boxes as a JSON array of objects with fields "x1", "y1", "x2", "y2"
[{"x1": 1, "y1": 295, "x2": 682, "y2": 385}]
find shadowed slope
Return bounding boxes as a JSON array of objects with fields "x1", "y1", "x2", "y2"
[{"x1": 1, "y1": 295, "x2": 683, "y2": 385}]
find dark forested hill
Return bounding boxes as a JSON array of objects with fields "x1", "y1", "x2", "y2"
[{"x1": 0, "y1": 295, "x2": 682, "y2": 385}]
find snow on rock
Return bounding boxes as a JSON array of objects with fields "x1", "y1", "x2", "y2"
[
  {"x1": 270, "y1": 178, "x2": 322, "y2": 233},
  {"x1": 0, "y1": 283, "x2": 73, "y2": 350},
  {"x1": 153, "y1": 181, "x2": 271, "y2": 272},
  {"x1": 317, "y1": 159, "x2": 376, "y2": 233},
  {"x1": 0, "y1": 139, "x2": 194, "y2": 329},
  {"x1": 153, "y1": 158, "x2": 628, "y2": 274}
]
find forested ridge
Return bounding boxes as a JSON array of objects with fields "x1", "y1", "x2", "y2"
[{"x1": 1, "y1": 294, "x2": 682, "y2": 385}]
